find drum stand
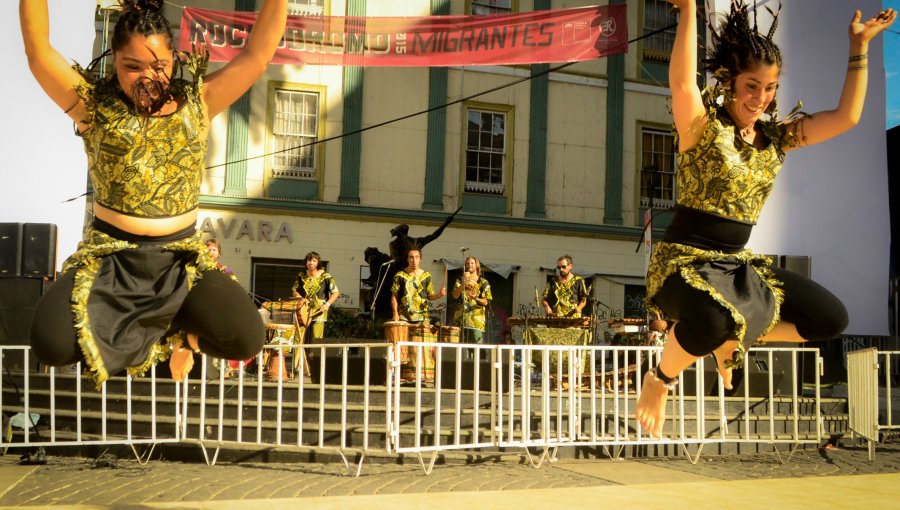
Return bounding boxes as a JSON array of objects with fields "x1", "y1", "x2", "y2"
[{"x1": 292, "y1": 313, "x2": 312, "y2": 379}]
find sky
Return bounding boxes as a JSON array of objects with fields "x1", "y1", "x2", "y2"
[{"x1": 887, "y1": 0, "x2": 900, "y2": 129}]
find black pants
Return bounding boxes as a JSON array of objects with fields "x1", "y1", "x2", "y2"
[
  {"x1": 654, "y1": 266, "x2": 848, "y2": 357},
  {"x1": 30, "y1": 270, "x2": 265, "y2": 367}
]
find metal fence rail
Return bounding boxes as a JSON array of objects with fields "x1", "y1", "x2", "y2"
[
  {"x1": 391, "y1": 343, "x2": 824, "y2": 472},
  {"x1": 180, "y1": 343, "x2": 393, "y2": 475},
  {"x1": 0, "y1": 346, "x2": 181, "y2": 463},
  {"x1": 847, "y1": 349, "x2": 900, "y2": 461},
  {"x1": 3, "y1": 342, "x2": 826, "y2": 475}
]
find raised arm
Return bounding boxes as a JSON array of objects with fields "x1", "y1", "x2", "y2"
[
  {"x1": 416, "y1": 207, "x2": 462, "y2": 248},
  {"x1": 667, "y1": 0, "x2": 706, "y2": 152},
  {"x1": 203, "y1": 0, "x2": 287, "y2": 118},
  {"x1": 19, "y1": 0, "x2": 88, "y2": 126},
  {"x1": 784, "y1": 8, "x2": 896, "y2": 151}
]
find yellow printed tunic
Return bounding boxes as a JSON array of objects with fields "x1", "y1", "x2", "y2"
[
  {"x1": 391, "y1": 270, "x2": 435, "y2": 323},
  {"x1": 543, "y1": 275, "x2": 589, "y2": 318},
  {"x1": 75, "y1": 55, "x2": 208, "y2": 218},
  {"x1": 452, "y1": 276, "x2": 492, "y2": 331},
  {"x1": 291, "y1": 271, "x2": 339, "y2": 323}
]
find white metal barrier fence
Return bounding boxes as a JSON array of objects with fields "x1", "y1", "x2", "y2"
[
  {"x1": 3, "y1": 342, "x2": 825, "y2": 475},
  {"x1": 847, "y1": 349, "x2": 900, "y2": 461},
  {"x1": 0, "y1": 346, "x2": 181, "y2": 463},
  {"x1": 391, "y1": 343, "x2": 824, "y2": 472},
  {"x1": 179, "y1": 343, "x2": 392, "y2": 475}
]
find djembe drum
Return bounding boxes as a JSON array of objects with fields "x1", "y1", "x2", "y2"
[
  {"x1": 264, "y1": 323, "x2": 294, "y2": 381},
  {"x1": 408, "y1": 323, "x2": 438, "y2": 383},
  {"x1": 383, "y1": 320, "x2": 410, "y2": 375},
  {"x1": 440, "y1": 326, "x2": 460, "y2": 343}
]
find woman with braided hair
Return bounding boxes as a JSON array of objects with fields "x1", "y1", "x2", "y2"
[
  {"x1": 20, "y1": 0, "x2": 287, "y2": 387},
  {"x1": 636, "y1": 0, "x2": 895, "y2": 437}
]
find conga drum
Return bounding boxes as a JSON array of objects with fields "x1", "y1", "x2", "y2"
[
  {"x1": 384, "y1": 320, "x2": 410, "y2": 373},
  {"x1": 408, "y1": 323, "x2": 438, "y2": 383},
  {"x1": 383, "y1": 321, "x2": 409, "y2": 343},
  {"x1": 440, "y1": 326, "x2": 460, "y2": 343},
  {"x1": 264, "y1": 323, "x2": 294, "y2": 381}
]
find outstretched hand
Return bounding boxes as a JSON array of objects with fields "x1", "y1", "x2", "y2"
[{"x1": 849, "y1": 8, "x2": 896, "y2": 44}]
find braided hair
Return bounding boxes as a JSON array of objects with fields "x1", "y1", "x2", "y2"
[
  {"x1": 89, "y1": 0, "x2": 185, "y2": 116},
  {"x1": 704, "y1": 1, "x2": 782, "y2": 82},
  {"x1": 111, "y1": 0, "x2": 172, "y2": 53}
]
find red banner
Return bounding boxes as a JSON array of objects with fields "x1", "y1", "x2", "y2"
[{"x1": 179, "y1": 5, "x2": 627, "y2": 67}]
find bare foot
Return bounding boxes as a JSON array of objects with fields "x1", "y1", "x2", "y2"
[
  {"x1": 712, "y1": 341, "x2": 739, "y2": 390},
  {"x1": 169, "y1": 341, "x2": 195, "y2": 382},
  {"x1": 636, "y1": 370, "x2": 669, "y2": 438},
  {"x1": 186, "y1": 333, "x2": 200, "y2": 351}
]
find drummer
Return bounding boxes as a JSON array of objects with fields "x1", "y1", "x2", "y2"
[
  {"x1": 291, "y1": 251, "x2": 340, "y2": 342},
  {"x1": 451, "y1": 256, "x2": 492, "y2": 343},
  {"x1": 391, "y1": 247, "x2": 446, "y2": 324}
]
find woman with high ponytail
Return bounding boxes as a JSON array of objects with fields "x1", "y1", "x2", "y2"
[
  {"x1": 20, "y1": 0, "x2": 288, "y2": 388},
  {"x1": 636, "y1": 0, "x2": 895, "y2": 438}
]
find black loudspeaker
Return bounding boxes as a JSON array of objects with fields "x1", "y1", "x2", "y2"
[
  {"x1": 0, "y1": 277, "x2": 46, "y2": 345},
  {"x1": 439, "y1": 357, "x2": 508, "y2": 391},
  {"x1": 21, "y1": 223, "x2": 57, "y2": 277},
  {"x1": 681, "y1": 350, "x2": 794, "y2": 397},
  {"x1": 0, "y1": 223, "x2": 23, "y2": 276},
  {"x1": 306, "y1": 340, "x2": 388, "y2": 385}
]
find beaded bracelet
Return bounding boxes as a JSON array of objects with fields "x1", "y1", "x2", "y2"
[{"x1": 650, "y1": 366, "x2": 678, "y2": 390}]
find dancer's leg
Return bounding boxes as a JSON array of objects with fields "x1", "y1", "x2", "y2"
[
  {"x1": 173, "y1": 271, "x2": 265, "y2": 359},
  {"x1": 636, "y1": 326, "x2": 699, "y2": 438},
  {"x1": 711, "y1": 339, "x2": 740, "y2": 389},
  {"x1": 759, "y1": 321, "x2": 804, "y2": 342}
]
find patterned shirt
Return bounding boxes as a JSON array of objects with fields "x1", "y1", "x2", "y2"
[
  {"x1": 74, "y1": 55, "x2": 209, "y2": 218},
  {"x1": 543, "y1": 275, "x2": 589, "y2": 318},
  {"x1": 391, "y1": 270, "x2": 435, "y2": 323},
  {"x1": 675, "y1": 106, "x2": 793, "y2": 224},
  {"x1": 291, "y1": 271, "x2": 339, "y2": 323},
  {"x1": 452, "y1": 276, "x2": 492, "y2": 331}
]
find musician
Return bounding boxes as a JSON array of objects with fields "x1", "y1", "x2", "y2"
[
  {"x1": 206, "y1": 239, "x2": 235, "y2": 278},
  {"x1": 391, "y1": 247, "x2": 446, "y2": 324},
  {"x1": 291, "y1": 252, "x2": 340, "y2": 340},
  {"x1": 542, "y1": 255, "x2": 589, "y2": 318},
  {"x1": 451, "y1": 256, "x2": 492, "y2": 343}
]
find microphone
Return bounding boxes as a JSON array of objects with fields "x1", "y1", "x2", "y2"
[{"x1": 381, "y1": 258, "x2": 395, "y2": 266}]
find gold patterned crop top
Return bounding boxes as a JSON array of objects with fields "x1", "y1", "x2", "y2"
[
  {"x1": 74, "y1": 64, "x2": 207, "y2": 218},
  {"x1": 675, "y1": 107, "x2": 794, "y2": 225}
]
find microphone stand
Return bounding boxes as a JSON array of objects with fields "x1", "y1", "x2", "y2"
[
  {"x1": 370, "y1": 261, "x2": 393, "y2": 337},
  {"x1": 458, "y1": 248, "x2": 470, "y2": 340}
]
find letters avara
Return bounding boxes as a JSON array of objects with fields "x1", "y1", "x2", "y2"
[{"x1": 199, "y1": 217, "x2": 293, "y2": 243}]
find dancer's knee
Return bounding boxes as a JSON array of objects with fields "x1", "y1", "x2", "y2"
[
  {"x1": 673, "y1": 308, "x2": 733, "y2": 357},
  {"x1": 798, "y1": 302, "x2": 848, "y2": 341}
]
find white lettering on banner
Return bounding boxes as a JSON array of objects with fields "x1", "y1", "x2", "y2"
[{"x1": 199, "y1": 217, "x2": 293, "y2": 244}]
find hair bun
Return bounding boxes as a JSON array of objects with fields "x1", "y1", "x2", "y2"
[{"x1": 121, "y1": 0, "x2": 163, "y2": 13}]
